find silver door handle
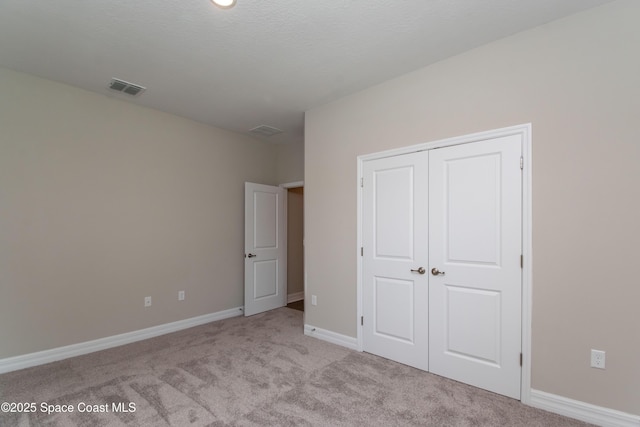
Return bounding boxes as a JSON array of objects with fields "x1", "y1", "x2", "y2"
[
  {"x1": 410, "y1": 267, "x2": 426, "y2": 274},
  {"x1": 246, "y1": 253, "x2": 257, "y2": 258},
  {"x1": 431, "y1": 268, "x2": 445, "y2": 276}
]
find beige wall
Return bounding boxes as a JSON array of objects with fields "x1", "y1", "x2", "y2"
[
  {"x1": 287, "y1": 187, "x2": 304, "y2": 297},
  {"x1": 277, "y1": 141, "x2": 304, "y2": 184},
  {"x1": 0, "y1": 67, "x2": 279, "y2": 358},
  {"x1": 305, "y1": 0, "x2": 639, "y2": 416}
]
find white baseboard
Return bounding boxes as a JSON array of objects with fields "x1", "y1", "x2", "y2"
[
  {"x1": 0, "y1": 306, "x2": 244, "y2": 374},
  {"x1": 287, "y1": 291, "x2": 304, "y2": 303},
  {"x1": 304, "y1": 324, "x2": 358, "y2": 350},
  {"x1": 529, "y1": 389, "x2": 640, "y2": 427}
]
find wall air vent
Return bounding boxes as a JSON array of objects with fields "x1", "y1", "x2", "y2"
[
  {"x1": 249, "y1": 125, "x2": 284, "y2": 138},
  {"x1": 108, "y1": 78, "x2": 146, "y2": 96}
]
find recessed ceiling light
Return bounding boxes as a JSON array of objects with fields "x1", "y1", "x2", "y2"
[{"x1": 211, "y1": 0, "x2": 236, "y2": 9}]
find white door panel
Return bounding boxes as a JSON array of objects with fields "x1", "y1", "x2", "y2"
[
  {"x1": 244, "y1": 183, "x2": 286, "y2": 316},
  {"x1": 374, "y1": 276, "x2": 415, "y2": 342},
  {"x1": 362, "y1": 152, "x2": 429, "y2": 371},
  {"x1": 253, "y1": 260, "x2": 277, "y2": 299},
  {"x1": 429, "y1": 135, "x2": 522, "y2": 399},
  {"x1": 445, "y1": 285, "x2": 501, "y2": 364},
  {"x1": 374, "y1": 166, "x2": 415, "y2": 259},
  {"x1": 254, "y1": 191, "x2": 278, "y2": 249},
  {"x1": 445, "y1": 153, "x2": 501, "y2": 265}
]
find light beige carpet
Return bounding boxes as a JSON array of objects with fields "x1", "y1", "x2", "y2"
[{"x1": 0, "y1": 308, "x2": 592, "y2": 426}]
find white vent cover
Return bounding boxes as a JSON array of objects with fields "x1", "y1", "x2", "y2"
[
  {"x1": 108, "y1": 78, "x2": 146, "y2": 96},
  {"x1": 249, "y1": 125, "x2": 283, "y2": 137}
]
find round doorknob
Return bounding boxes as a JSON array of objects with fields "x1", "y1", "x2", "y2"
[
  {"x1": 431, "y1": 268, "x2": 445, "y2": 276},
  {"x1": 410, "y1": 267, "x2": 426, "y2": 274}
]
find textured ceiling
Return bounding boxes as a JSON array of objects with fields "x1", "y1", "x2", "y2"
[{"x1": 0, "y1": 0, "x2": 612, "y2": 144}]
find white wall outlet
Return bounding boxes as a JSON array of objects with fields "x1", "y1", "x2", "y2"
[
  {"x1": 178, "y1": 291, "x2": 185, "y2": 301},
  {"x1": 311, "y1": 295, "x2": 317, "y2": 306},
  {"x1": 591, "y1": 349, "x2": 606, "y2": 369},
  {"x1": 144, "y1": 296, "x2": 152, "y2": 307}
]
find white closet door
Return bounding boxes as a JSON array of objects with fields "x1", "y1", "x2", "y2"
[
  {"x1": 428, "y1": 135, "x2": 522, "y2": 399},
  {"x1": 362, "y1": 151, "x2": 429, "y2": 370}
]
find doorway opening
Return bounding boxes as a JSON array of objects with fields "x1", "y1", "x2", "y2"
[
  {"x1": 244, "y1": 181, "x2": 304, "y2": 316},
  {"x1": 285, "y1": 186, "x2": 304, "y2": 312}
]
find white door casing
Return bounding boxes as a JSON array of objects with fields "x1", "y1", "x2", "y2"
[
  {"x1": 359, "y1": 126, "x2": 527, "y2": 400},
  {"x1": 362, "y1": 151, "x2": 430, "y2": 370},
  {"x1": 244, "y1": 182, "x2": 286, "y2": 316},
  {"x1": 428, "y1": 135, "x2": 522, "y2": 399}
]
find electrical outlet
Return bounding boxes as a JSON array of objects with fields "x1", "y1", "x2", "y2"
[
  {"x1": 178, "y1": 291, "x2": 185, "y2": 301},
  {"x1": 311, "y1": 295, "x2": 317, "y2": 306},
  {"x1": 144, "y1": 296, "x2": 152, "y2": 307},
  {"x1": 591, "y1": 349, "x2": 606, "y2": 369}
]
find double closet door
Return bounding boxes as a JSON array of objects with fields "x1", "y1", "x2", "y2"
[{"x1": 362, "y1": 135, "x2": 522, "y2": 399}]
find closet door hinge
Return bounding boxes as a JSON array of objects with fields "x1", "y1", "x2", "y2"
[
  {"x1": 520, "y1": 156, "x2": 524, "y2": 170},
  {"x1": 361, "y1": 316, "x2": 364, "y2": 326},
  {"x1": 520, "y1": 255, "x2": 523, "y2": 269},
  {"x1": 520, "y1": 353, "x2": 523, "y2": 366},
  {"x1": 361, "y1": 247, "x2": 363, "y2": 256},
  {"x1": 360, "y1": 177, "x2": 363, "y2": 187}
]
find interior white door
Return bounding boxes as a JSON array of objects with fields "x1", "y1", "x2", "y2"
[
  {"x1": 244, "y1": 182, "x2": 286, "y2": 316},
  {"x1": 362, "y1": 151, "x2": 430, "y2": 370},
  {"x1": 428, "y1": 135, "x2": 522, "y2": 399}
]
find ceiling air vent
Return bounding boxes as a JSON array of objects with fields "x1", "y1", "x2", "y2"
[
  {"x1": 108, "y1": 78, "x2": 146, "y2": 96},
  {"x1": 249, "y1": 125, "x2": 283, "y2": 138}
]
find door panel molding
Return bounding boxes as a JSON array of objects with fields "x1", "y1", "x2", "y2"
[{"x1": 357, "y1": 123, "x2": 532, "y2": 402}]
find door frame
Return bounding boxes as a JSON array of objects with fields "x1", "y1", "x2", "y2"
[{"x1": 356, "y1": 123, "x2": 532, "y2": 403}]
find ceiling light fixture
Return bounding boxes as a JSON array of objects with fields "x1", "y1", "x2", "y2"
[{"x1": 211, "y1": 0, "x2": 236, "y2": 9}]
